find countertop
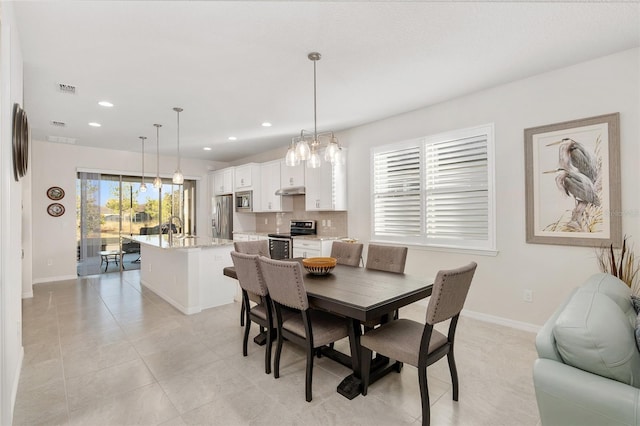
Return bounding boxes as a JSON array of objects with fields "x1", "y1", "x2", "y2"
[
  {"x1": 127, "y1": 235, "x2": 234, "y2": 249},
  {"x1": 292, "y1": 235, "x2": 347, "y2": 241}
]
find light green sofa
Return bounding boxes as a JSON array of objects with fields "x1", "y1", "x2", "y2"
[{"x1": 534, "y1": 273, "x2": 640, "y2": 426}]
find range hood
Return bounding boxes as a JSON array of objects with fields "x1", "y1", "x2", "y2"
[{"x1": 275, "y1": 186, "x2": 306, "y2": 196}]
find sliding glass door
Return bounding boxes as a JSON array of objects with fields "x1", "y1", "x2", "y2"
[{"x1": 76, "y1": 172, "x2": 195, "y2": 276}]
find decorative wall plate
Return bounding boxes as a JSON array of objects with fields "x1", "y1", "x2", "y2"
[
  {"x1": 47, "y1": 203, "x2": 65, "y2": 217},
  {"x1": 47, "y1": 186, "x2": 65, "y2": 200},
  {"x1": 12, "y1": 103, "x2": 29, "y2": 181}
]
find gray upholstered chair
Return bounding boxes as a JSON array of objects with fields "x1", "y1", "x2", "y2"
[
  {"x1": 234, "y1": 240, "x2": 270, "y2": 326},
  {"x1": 365, "y1": 244, "x2": 408, "y2": 273},
  {"x1": 330, "y1": 241, "x2": 364, "y2": 267},
  {"x1": 365, "y1": 244, "x2": 408, "y2": 320},
  {"x1": 258, "y1": 256, "x2": 350, "y2": 402},
  {"x1": 360, "y1": 262, "x2": 477, "y2": 426},
  {"x1": 230, "y1": 251, "x2": 275, "y2": 374},
  {"x1": 234, "y1": 240, "x2": 270, "y2": 257}
]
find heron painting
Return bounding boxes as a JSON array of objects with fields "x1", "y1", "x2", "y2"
[{"x1": 524, "y1": 113, "x2": 621, "y2": 247}]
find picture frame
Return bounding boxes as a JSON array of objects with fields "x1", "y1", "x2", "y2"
[{"x1": 524, "y1": 112, "x2": 621, "y2": 247}]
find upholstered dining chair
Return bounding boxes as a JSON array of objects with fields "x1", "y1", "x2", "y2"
[
  {"x1": 365, "y1": 244, "x2": 408, "y2": 321},
  {"x1": 258, "y1": 256, "x2": 350, "y2": 402},
  {"x1": 365, "y1": 244, "x2": 408, "y2": 274},
  {"x1": 330, "y1": 241, "x2": 364, "y2": 267},
  {"x1": 234, "y1": 240, "x2": 270, "y2": 326},
  {"x1": 360, "y1": 262, "x2": 478, "y2": 426},
  {"x1": 230, "y1": 251, "x2": 275, "y2": 374}
]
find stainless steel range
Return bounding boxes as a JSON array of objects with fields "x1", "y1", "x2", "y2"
[{"x1": 268, "y1": 220, "x2": 316, "y2": 259}]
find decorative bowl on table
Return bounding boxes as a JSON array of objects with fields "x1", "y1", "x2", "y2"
[{"x1": 302, "y1": 257, "x2": 337, "y2": 276}]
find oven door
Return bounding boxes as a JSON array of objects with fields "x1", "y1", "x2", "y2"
[{"x1": 268, "y1": 237, "x2": 291, "y2": 260}]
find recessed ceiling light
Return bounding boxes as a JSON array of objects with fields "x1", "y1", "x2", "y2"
[
  {"x1": 261, "y1": 122, "x2": 272, "y2": 127},
  {"x1": 88, "y1": 122, "x2": 101, "y2": 127},
  {"x1": 98, "y1": 101, "x2": 114, "y2": 107},
  {"x1": 228, "y1": 136, "x2": 237, "y2": 141},
  {"x1": 203, "y1": 147, "x2": 212, "y2": 151}
]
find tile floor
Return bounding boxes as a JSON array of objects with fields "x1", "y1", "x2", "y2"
[{"x1": 14, "y1": 270, "x2": 541, "y2": 425}]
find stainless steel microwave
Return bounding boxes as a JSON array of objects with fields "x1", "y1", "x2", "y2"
[{"x1": 235, "y1": 190, "x2": 253, "y2": 212}]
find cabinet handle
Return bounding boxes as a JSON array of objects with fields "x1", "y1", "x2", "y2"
[
  {"x1": 289, "y1": 177, "x2": 293, "y2": 185},
  {"x1": 241, "y1": 178, "x2": 244, "y2": 186},
  {"x1": 268, "y1": 202, "x2": 272, "y2": 210},
  {"x1": 316, "y1": 200, "x2": 320, "y2": 208}
]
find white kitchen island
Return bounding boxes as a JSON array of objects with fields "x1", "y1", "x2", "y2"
[{"x1": 130, "y1": 235, "x2": 236, "y2": 315}]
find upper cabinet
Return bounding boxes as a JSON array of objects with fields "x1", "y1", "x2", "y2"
[
  {"x1": 260, "y1": 160, "x2": 281, "y2": 212},
  {"x1": 281, "y1": 161, "x2": 305, "y2": 188},
  {"x1": 235, "y1": 163, "x2": 260, "y2": 190},
  {"x1": 212, "y1": 167, "x2": 234, "y2": 195},
  {"x1": 305, "y1": 149, "x2": 347, "y2": 211}
]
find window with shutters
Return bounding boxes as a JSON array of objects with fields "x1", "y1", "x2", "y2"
[{"x1": 371, "y1": 124, "x2": 495, "y2": 251}]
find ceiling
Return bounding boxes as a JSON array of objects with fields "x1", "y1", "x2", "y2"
[{"x1": 12, "y1": 1, "x2": 640, "y2": 163}]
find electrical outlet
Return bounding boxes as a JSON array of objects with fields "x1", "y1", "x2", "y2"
[
  {"x1": 327, "y1": 219, "x2": 331, "y2": 227},
  {"x1": 264, "y1": 218, "x2": 268, "y2": 224},
  {"x1": 523, "y1": 289, "x2": 533, "y2": 303},
  {"x1": 148, "y1": 264, "x2": 152, "y2": 272},
  {"x1": 47, "y1": 259, "x2": 53, "y2": 266}
]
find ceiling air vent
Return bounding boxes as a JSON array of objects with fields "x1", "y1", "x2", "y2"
[
  {"x1": 57, "y1": 83, "x2": 76, "y2": 94},
  {"x1": 50, "y1": 120, "x2": 66, "y2": 127},
  {"x1": 47, "y1": 135, "x2": 77, "y2": 144}
]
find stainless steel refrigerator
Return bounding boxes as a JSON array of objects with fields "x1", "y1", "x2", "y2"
[{"x1": 212, "y1": 194, "x2": 233, "y2": 239}]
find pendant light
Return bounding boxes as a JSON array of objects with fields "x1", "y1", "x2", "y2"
[
  {"x1": 172, "y1": 107, "x2": 184, "y2": 184},
  {"x1": 284, "y1": 52, "x2": 341, "y2": 168},
  {"x1": 139, "y1": 136, "x2": 147, "y2": 192},
  {"x1": 153, "y1": 124, "x2": 162, "y2": 190}
]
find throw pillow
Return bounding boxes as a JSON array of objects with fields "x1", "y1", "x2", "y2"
[{"x1": 632, "y1": 295, "x2": 640, "y2": 314}]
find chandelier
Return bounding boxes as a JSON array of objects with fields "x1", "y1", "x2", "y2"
[
  {"x1": 139, "y1": 136, "x2": 147, "y2": 192},
  {"x1": 285, "y1": 52, "x2": 343, "y2": 168},
  {"x1": 172, "y1": 107, "x2": 184, "y2": 184}
]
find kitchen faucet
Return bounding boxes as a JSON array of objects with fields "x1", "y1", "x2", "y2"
[{"x1": 167, "y1": 215, "x2": 184, "y2": 245}]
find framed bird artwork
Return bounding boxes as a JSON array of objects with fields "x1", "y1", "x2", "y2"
[{"x1": 524, "y1": 112, "x2": 621, "y2": 247}]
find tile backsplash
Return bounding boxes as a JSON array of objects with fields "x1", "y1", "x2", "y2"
[{"x1": 254, "y1": 196, "x2": 347, "y2": 237}]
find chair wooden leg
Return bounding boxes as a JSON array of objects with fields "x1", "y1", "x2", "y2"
[
  {"x1": 242, "y1": 317, "x2": 251, "y2": 357},
  {"x1": 265, "y1": 325, "x2": 272, "y2": 375},
  {"x1": 240, "y1": 303, "x2": 245, "y2": 326},
  {"x1": 274, "y1": 329, "x2": 283, "y2": 379},
  {"x1": 447, "y1": 351, "x2": 459, "y2": 401},
  {"x1": 418, "y1": 366, "x2": 431, "y2": 426},
  {"x1": 361, "y1": 346, "x2": 372, "y2": 396},
  {"x1": 305, "y1": 344, "x2": 314, "y2": 402}
]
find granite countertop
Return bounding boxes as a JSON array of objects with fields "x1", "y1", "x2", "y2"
[
  {"x1": 128, "y1": 235, "x2": 234, "y2": 249},
  {"x1": 292, "y1": 235, "x2": 347, "y2": 241},
  {"x1": 232, "y1": 231, "x2": 271, "y2": 237}
]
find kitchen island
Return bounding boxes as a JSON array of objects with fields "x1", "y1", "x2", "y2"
[{"x1": 129, "y1": 235, "x2": 236, "y2": 315}]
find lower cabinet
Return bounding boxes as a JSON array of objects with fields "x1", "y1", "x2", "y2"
[{"x1": 292, "y1": 239, "x2": 334, "y2": 258}]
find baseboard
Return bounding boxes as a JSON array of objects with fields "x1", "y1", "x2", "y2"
[
  {"x1": 10, "y1": 346, "x2": 24, "y2": 422},
  {"x1": 462, "y1": 309, "x2": 541, "y2": 333},
  {"x1": 32, "y1": 274, "x2": 78, "y2": 284},
  {"x1": 139, "y1": 279, "x2": 200, "y2": 315}
]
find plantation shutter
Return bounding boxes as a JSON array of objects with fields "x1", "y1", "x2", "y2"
[
  {"x1": 424, "y1": 135, "x2": 489, "y2": 243},
  {"x1": 372, "y1": 145, "x2": 422, "y2": 239}
]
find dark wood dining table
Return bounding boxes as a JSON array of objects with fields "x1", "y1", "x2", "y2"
[{"x1": 223, "y1": 261, "x2": 433, "y2": 399}]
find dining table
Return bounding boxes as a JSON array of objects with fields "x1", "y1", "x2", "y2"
[{"x1": 223, "y1": 261, "x2": 433, "y2": 399}]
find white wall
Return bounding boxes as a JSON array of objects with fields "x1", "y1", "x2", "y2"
[
  {"x1": 343, "y1": 48, "x2": 640, "y2": 328},
  {"x1": 0, "y1": 2, "x2": 24, "y2": 423},
  {"x1": 30, "y1": 140, "x2": 220, "y2": 285}
]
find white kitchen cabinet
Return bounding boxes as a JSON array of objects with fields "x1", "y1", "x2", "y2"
[
  {"x1": 281, "y1": 160, "x2": 305, "y2": 188},
  {"x1": 292, "y1": 239, "x2": 334, "y2": 259},
  {"x1": 235, "y1": 163, "x2": 260, "y2": 190},
  {"x1": 260, "y1": 160, "x2": 282, "y2": 212},
  {"x1": 305, "y1": 149, "x2": 347, "y2": 211},
  {"x1": 212, "y1": 168, "x2": 234, "y2": 195}
]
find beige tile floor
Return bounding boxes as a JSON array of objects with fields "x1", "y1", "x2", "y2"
[{"x1": 14, "y1": 270, "x2": 541, "y2": 426}]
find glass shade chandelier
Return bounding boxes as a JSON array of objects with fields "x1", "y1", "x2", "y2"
[
  {"x1": 285, "y1": 52, "x2": 342, "y2": 168},
  {"x1": 153, "y1": 124, "x2": 163, "y2": 190},
  {"x1": 172, "y1": 107, "x2": 184, "y2": 184},
  {"x1": 139, "y1": 136, "x2": 148, "y2": 192}
]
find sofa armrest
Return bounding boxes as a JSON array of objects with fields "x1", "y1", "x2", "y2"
[{"x1": 534, "y1": 358, "x2": 640, "y2": 426}]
